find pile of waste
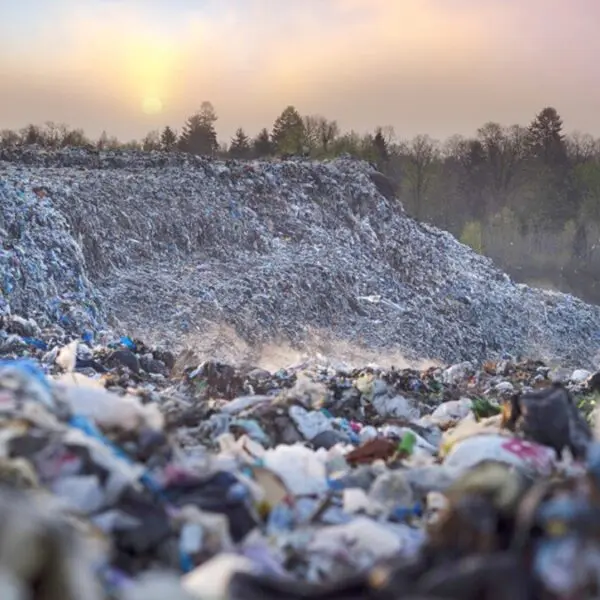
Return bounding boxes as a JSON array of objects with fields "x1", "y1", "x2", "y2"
[
  {"x1": 2, "y1": 148, "x2": 600, "y2": 366},
  {"x1": 2, "y1": 313, "x2": 600, "y2": 599}
]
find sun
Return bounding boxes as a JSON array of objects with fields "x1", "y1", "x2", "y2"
[{"x1": 142, "y1": 96, "x2": 163, "y2": 115}]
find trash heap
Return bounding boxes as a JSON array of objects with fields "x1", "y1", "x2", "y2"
[
  {"x1": 2, "y1": 317, "x2": 600, "y2": 599},
  {"x1": 2, "y1": 148, "x2": 600, "y2": 366},
  {"x1": 0, "y1": 167, "x2": 104, "y2": 332}
]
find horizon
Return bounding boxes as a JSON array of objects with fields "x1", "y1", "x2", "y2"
[{"x1": 1, "y1": 0, "x2": 599, "y2": 142}]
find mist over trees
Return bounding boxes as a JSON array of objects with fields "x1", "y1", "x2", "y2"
[{"x1": 2, "y1": 103, "x2": 600, "y2": 303}]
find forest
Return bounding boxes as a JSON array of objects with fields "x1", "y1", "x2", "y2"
[{"x1": 2, "y1": 103, "x2": 600, "y2": 303}]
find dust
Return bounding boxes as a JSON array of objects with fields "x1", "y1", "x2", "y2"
[
  {"x1": 524, "y1": 278, "x2": 561, "y2": 294},
  {"x1": 171, "y1": 322, "x2": 442, "y2": 373}
]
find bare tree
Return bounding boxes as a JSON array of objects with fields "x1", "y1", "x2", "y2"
[
  {"x1": 402, "y1": 134, "x2": 440, "y2": 218},
  {"x1": 0, "y1": 129, "x2": 20, "y2": 147},
  {"x1": 476, "y1": 122, "x2": 526, "y2": 210},
  {"x1": 42, "y1": 122, "x2": 62, "y2": 148},
  {"x1": 303, "y1": 115, "x2": 321, "y2": 152},
  {"x1": 97, "y1": 131, "x2": 109, "y2": 150},
  {"x1": 122, "y1": 139, "x2": 142, "y2": 150},
  {"x1": 142, "y1": 130, "x2": 161, "y2": 151},
  {"x1": 302, "y1": 115, "x2": 339, "y2": 155},
  {"x1": 56, "y1": 123, "x2": 71, "y2": 147},
  {"x1": 20, "y1": 124, "x2": 43, "y2": 145},
  {"x1": 106, "y1": 136, "x2": 121, "y2": 149},
  {"x1": 566, "y1": 131, "x2": 600, "y2": 165},
  {"x1": 319, "y1": 119, "x2": 339, "y2": 154},
  {"x1": 442, "y1": 134, "x2": 467, "y2": 161},
  {"x1": 379, "y1": 125, "x2": 396, "y2": 147}
]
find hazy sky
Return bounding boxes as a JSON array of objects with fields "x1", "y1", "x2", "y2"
[{"x1": 1, "y1": 0, "x2": 599, "y2": 143}]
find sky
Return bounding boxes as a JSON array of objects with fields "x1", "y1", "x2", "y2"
[{"x1": 1, "y1": 0, "x2": 599, "y2": 143}]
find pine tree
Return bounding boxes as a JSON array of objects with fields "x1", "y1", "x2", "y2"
[
  {"x1": 526, "y1": 107, "x2": 567, "y2": 166},
  {"x1": 160, "y1": 126, "x2": 177, "y2": 151},
  {"x1": 373, "y1": 128, "x2": 389, "y2": 164},
  {"x1": 179, "y1": 101, "x2": 219, "y2": 156},
  {"x1": 229, "y1": 127, "x2": 251, "y2": 158},
  {"x1": 253, "y1": 128, "x2": 273, "y2": 157},
  {"x1": 97, "y1": 131, "x2": 109, "y2": 150},
  {"x1": 525, "y1": 107, "x2": 573, "y2": 224},
  {"x1": 271, "y1": 106, "x2": 306, "y2": 155}
]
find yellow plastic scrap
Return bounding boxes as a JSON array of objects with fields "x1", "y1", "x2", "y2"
[
  {"x1": 355, "y1": 373, "x2": 375, "y2": 401},
  {"x1": 440, "y1": 414, "x2": 505, "y2": 458},
  {"x1": 0, "y1": 457, "x2": 38, "y2": 489},
  {"x1": 545, "y1": 519, "x2": 568, "y2": 537}
]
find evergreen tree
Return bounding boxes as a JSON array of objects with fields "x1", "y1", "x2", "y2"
[
  {"x1": 179, "y1": 101, "x2": 219, "y2": 156},
  {"x1": 373, "y1": 128, "x2": 389, "y2": 164},
  {"x1": 271, "y1": 106, "x2": 306, "y2": 155},
  {"x1": 229, "y1": 127, "x2": 251, "y2": 158},
  {"x1": 160, "y1": 126, "x2": 177, "y2": 151},
  {"x1": 526, "y1": 107, "x2": 567, "y2": 166},
  {"x1": 253, "y1": 128, "x2": 273, "y2": 157},
  {"x1": 525, "y1": 108, "x2": 572, "y2": 224},
  {"x1": 97, "y1": 131, "x2": 109, "y2": 150}
]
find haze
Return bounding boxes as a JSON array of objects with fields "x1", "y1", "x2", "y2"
[{"x1": 1, "y1": 0, "x2": 599, "y2": 141}]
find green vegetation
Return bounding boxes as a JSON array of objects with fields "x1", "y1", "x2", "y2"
[
  {"x1": 471, "y1": 397, "x2": 502, "y2": 420},
  {"x1": 3, "y1": 104, "x2": 600, "y2": 302}
]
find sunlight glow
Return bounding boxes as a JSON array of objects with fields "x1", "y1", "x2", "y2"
[
  {"x1": 142, "y1": 96, "x2": 163, "y2": 115},
  {"x1": 121, "y1": 36, "x2": 178, "y2": 114}
]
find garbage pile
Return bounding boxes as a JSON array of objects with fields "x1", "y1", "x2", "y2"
[
  {"x1": 0, "y1": 166, "x2": 104, "y2": 332},
  {"x1": 2, "y1": 148, "x2": 600, "y2": 366},
  {"x1": 2, "y1": 317, "x2": 600, "y2": 599}
]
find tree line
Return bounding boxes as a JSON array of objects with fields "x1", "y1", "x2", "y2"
[
  {"x1": 2, "y1": 103, "x2": 600, "y2": 302},
  {"x1": 0, "y1": 101, "x2": 389, "y2": 161}
]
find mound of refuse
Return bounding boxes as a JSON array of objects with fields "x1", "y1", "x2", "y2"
[
  {"x1": 1, "y1": 147, "x2": 600, "y2": 366},
  {"x1": 1, "y1": 325, "x2": 600, "y2": 599}
]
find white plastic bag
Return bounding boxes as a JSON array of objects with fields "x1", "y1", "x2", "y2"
[{"x1": 444, "y1": 434, "x2": 556, "y2": 477}]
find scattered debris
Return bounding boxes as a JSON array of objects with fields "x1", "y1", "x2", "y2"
[{"x1": 0, "y1": 319, "x2": 598, "y2": 597}]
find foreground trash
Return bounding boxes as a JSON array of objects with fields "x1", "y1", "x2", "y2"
[{"x1": 2, "y1": 322, "x2": 600, "y2": 599}]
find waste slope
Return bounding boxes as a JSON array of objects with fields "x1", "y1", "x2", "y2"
[
  {"x1": 0, "y1": 165, "x2": 104, "y2": 332},
  {"x1": 1, "y1": 148, "x2": 600, "y2": 365}
]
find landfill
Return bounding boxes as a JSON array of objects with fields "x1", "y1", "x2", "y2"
[
  {"x1": 3, "y1": 148, "x2": 600, "y2": 599},
  {"x1": 2, "y1": 148, "x2": 600, "y2": 366}
]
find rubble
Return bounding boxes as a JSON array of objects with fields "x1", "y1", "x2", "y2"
[
  {"x1": 0, "y1": 317, "x2": 599, "y2": 597},
  {"x1": 1, "y1": 149, "x2": 600, "y2": 366}
]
